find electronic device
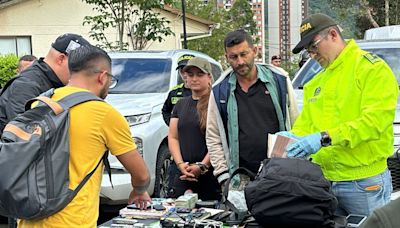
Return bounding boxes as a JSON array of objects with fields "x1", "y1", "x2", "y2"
[
  {"x1": 153, "y1": 204, "x2": 166, "y2": 211},
  {"x1": 112, "y1": 217, "x2": 138, "y2": 225},
  {"x1": 127, "y1": 204, "x2": 151, "y2": 210},
  {"x1": 346, "y1": 214, "x2": 367, "y2": 227}
]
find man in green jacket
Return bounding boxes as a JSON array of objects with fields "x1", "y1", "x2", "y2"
[{"x1": 279, "y1": 13, "x2": 399, "y2": 216}]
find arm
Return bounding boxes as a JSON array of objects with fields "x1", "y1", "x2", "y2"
[
  {"x1": 328, "y1": 62, "x2": 399, "y2": 148},
  {"x1": 5, "y1": 78, "x2": 42, "y2": 120},
  {"x1": 168, "y1": 117, "x2": 196, "y2": 181},
  {"x1": 206, "y1": 91, "x2": 230, "y2": 184},
  {"x1": 117, "y1": 150, "x2": 151, "y2": 209},
  {"x1": 161, "y1": 91, "x2": 174, "y2": 126}
]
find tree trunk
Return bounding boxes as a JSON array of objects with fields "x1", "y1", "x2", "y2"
[
  {"x1": 119, "y1": 0, "x2": 125, "y2": 51},
  {"x1": 360, "y1": 0, "x2": 380, "y2": 28},
  {"x1": 385, "y1": 0, "x2": 389, "y2": 25}
]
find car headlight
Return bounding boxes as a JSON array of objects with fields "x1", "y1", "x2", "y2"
[
  {"x1": 125, "y1": 113, "x2": 151, "y2": 126},
  {"x1": 133, "y1": 137, "x2": 143, "y2": 157}
]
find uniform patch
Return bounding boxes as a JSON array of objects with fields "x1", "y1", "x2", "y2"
[
  {"x1": 171, "y1": 97, "x2": 182, "y2": 104},
  {"x1": 314, "y1": 87, "x2": 321, "y2": 96},
  {"x1": 363, "y1": 53, "x2": 381, "y2": 64}
]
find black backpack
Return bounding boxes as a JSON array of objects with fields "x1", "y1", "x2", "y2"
[
  {"x1": 0, "y1": 89, "x2": 111, "y2": 220},
  {"x1": 243, "y1": 158, "x2": 338, "y2": 228}
]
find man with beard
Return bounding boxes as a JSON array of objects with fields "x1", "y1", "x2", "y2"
[
  {"x1": 206, "y1": 29, "x2": 298, "y2": 190},
  {"x1": 18, "y1": 45, "x2": 151, "y2": 227}
]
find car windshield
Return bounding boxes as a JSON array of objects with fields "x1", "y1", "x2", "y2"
[
  {"x1": 293, "y1": 47, "x2": 400, "y2": 88},
  {"x1": 109, "y1": 58, "x2": 172, "y2": 94}
]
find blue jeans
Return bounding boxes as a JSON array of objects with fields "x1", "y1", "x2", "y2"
[{"x1": 332, "y1": 169, "x2": 392, "y2": 216}]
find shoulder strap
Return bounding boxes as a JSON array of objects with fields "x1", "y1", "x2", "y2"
[{"x1": 57, "y1": 91, "x2": 103, "y2": 109}]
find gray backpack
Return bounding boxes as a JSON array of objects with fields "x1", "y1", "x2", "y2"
[{"x1": 0, "y1": 89, "x2": 109, "y2": 220}]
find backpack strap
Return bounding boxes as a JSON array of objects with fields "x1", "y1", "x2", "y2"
[{"x1": 71, "y1": 150, "x2": 110, "y2": 197}]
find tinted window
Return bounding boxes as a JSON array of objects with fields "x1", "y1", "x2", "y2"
[
  {"x1": 110, "y1": 58, "x2": 172, "y2": 94},
  {"x1": 364, "y1": 48, "x2": 400, "y2": 84},
  {"x1": 293, "y1": 47, "x2": 400, "y2": 88}
]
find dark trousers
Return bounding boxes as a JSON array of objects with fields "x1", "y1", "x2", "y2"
[{"x1": 167, "y1": 164, "x2": 221, "y2": 201}]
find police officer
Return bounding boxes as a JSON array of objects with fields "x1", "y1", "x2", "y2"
[
  {"x1": 278, "y1": 13, "x2": 398, "y2": 216},
  {"x1": 162, "y1": 54, "x2": 194, "y2": 126}
]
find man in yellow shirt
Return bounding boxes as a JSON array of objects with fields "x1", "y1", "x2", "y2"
[{"x1": 19, "y1": 45, "x2": 151, "y2": 227}]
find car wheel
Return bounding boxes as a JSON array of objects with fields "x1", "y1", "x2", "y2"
[{"x1": 153, "y1": 144, "x2": 171, "y2": 197}]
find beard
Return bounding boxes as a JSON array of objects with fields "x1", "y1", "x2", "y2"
[
  {"x1": 232, "y1": 61, "x2": 255, "y2": 78},
  {"x1": 99, "y1": 85, "x2": 109, "y2": 99}
]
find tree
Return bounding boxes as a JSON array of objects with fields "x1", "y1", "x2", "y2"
[
  {"x1": 82, "y1": 0, "x2": 174, "y2": 51},
  {"x1": 0, "y1": 54, "x2": 18, "y2": 87},
  {"x1": 172, "y1": 0, "x2": 257, "y2": 67}
]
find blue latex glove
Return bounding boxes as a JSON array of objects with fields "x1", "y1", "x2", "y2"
[
  {"x1": 286, "y1": 132, "x2": 321, "y2": 158},
  {"x1": 275, "y1": 131, "x2": 302, "y2": 140}
]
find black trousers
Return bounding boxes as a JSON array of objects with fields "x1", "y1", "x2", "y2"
[{"x1": 168, "y1": 164, "x2": 221, "y2": 201}]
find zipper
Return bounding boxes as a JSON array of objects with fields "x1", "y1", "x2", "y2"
[{"x1": 43, "y1": 116, "x2": 56, "y2": 199}]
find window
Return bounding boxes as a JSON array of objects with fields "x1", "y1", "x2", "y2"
[{"x1": 0, "y1": 36, "x2": 32, "y2": 56}]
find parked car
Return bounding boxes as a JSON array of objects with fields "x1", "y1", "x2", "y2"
[
  {"x1": 291, "y1": 38, "x2": 400, "y2": 193},
  {"x1": 100, "y1": 50, "x2": 223, "y2": 205}
]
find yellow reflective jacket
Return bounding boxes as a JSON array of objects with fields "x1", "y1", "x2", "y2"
[{"x1": 292, "y1": 40, "x2": 399, "y2": 181}]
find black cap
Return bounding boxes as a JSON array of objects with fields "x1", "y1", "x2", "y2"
[
  {"x1": 176, "y1": 54, "x2": 195, "y2": 70},
  {"x1": 271, "y1": 55, "x2": 281, "y2": 60},
  {"x1": 293, "y1": 13, "x2": 337, "y2": 54},
  {"x1": 51, "y1": 33, "x2": 91, "y2": 55}
]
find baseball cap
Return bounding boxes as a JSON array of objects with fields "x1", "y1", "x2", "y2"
[
  {"x1": 292, "y1": 13, "x2": 337, "y2": 54},
  {"x1": 51, "y1": 33, "x2": 91, "y2": 55},
  {"x1": 182, "y1": 57, "x2": 212, "y2": 74},
  {"x1": 176, "y1": 54, "x2": 195, "y2": 70},
  {"x1": 271, "y1": 55, "x2": 281, "y2": 60}
]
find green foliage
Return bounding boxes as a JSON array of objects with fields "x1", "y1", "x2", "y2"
[
  {"x1": 0, "y1": 54, "x2": 18, "y2": 87},
  {"x1": 173, "y1": 0, "x2": 256, "y2": 69},
  {"x1": 82, "y1": 0, "x2": 174, "y2": 51}
]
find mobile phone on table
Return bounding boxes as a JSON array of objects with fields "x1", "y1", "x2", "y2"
[
  {"x1": 346, "y1": 214, "x2": 367, "y2": 227},
  {"x1": 127, "y1": 203, "x2": 151, "y2": 210}
]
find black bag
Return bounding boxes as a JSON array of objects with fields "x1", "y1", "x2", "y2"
[{"x1": 244, "y1": 158, "x2": 338, "y2": 228}]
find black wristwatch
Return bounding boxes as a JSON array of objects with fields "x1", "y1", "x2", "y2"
[
  {"x1": 320, "y1": 131, "x2": 332, "y2": 147},
  {"x1": 195, "y1": 162, "x2": 209, "y2": 174}
]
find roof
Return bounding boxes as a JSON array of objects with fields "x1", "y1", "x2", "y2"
[
  {"x1": 162, "y1": 5, "x2": 215, "y2": 26},
  {"x1": 0, "y1": 0, "x2": 25, "y2": 10},
  {"x1": 0, "y1": 1, "x2": 215, "y2": 27}
]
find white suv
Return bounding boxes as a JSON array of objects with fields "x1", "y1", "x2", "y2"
[{"x1": 100, "y1": 50, "x2": 223, "y2": 204}]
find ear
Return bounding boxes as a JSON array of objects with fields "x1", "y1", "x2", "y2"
[
  {"x1": 252, "y1": 46, "x2": 258, "y2": 55},
  {"x1": 55, "y1": 53, "x2": 67, "y2": 65},
  {"x1": 97, "y1": 71, "x2": 108, "y2": 86}
]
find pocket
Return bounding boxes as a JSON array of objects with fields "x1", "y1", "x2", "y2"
[{"x1": 354, "y1": 174, "x2": 383, "y2": 192}]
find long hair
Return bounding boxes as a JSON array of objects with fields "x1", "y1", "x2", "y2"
[{"x1": 197, "y1": 82, "x2": 212, "y2": 133}]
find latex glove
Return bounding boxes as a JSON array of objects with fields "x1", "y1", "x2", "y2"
[
  {"x1": 286, "y1": 132, "x2": 321, "y2": 158},
  {"x1": 275, "y1": 131, "x2": 302, "y2": 140}
]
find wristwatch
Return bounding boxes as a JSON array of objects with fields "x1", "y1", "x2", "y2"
[
  {"x1": 195, "y1": 162, "x2": 209, "y2": 174},
  {"x1": 320, "y1": 131, "x2": 332, "y2": 147}
]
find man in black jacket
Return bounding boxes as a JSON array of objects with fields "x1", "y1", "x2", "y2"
[{"x1": 0, "y1": 33, "x2": 90, "y2": 135}]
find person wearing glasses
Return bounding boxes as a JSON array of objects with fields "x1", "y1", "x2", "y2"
[
  {"x1": 19, "y1": 45, "x2": 151, "y2": 227},
  {"x1": 168, "y1": 57, "x2": 221, "y2": 200},
  {"x1": 0, "y1": 33, "x2": 91, "y2": 136},
  {"x1": 162, "y1": 54, "x2": 195, "y2": 126},
  {"x1": 278, "y1": 13, "x2": 399, "y2": 216}
]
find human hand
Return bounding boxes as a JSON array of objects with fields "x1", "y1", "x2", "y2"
[
  {"x1": 178, "y1": 162, "x2": 197, "y2": 182},
  {"x1": 186, "y1": 164, "x2": 202, "y2": 178},
  {"x1": 286, "y1": 132, "x2": 321, "y2": 158},
  {"x1": 128, "y1": 191, "x2": 152, "y2": 210},
  {"x1": 275, "y1": 131, "x2": 301, "y2": 140}
]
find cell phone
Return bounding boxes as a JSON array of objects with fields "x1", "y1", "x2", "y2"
[
  {"x1": 152, "y1": 204, "x2": 166, "y2": 211},
  {"x1": 346, "y1": 214, "x2": 367, "y2": 227}
]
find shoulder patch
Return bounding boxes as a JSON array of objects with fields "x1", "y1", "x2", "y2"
[
  {"x1": 171, "y1": 83, "x2": 184, "y2": 90},
  {"x1": 363, "y1": 53, "x2": 381, "y2": 64}
]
